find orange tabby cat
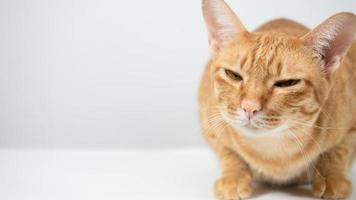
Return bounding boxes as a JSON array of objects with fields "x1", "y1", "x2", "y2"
[{"x1": 198, "y1": 0, "x2": 356, "y2": 199}]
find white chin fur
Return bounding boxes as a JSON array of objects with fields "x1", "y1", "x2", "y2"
[{"x1": 232, "y1": 122, "x2": 290, "y2": 138}]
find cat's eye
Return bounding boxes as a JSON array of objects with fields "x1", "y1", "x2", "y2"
[
  {"x1": 225, "y1": 69, "x2": 243, "y2": 81},
  {"x1": 274, "y1": 79, "x2": 301, "y2": 88}
]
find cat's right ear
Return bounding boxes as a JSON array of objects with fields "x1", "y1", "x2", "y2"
[{"x1": 202, "y1": 0, "x2": 247, "y2": 54}]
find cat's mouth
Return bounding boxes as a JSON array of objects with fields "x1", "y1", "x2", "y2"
[
  {"x1": 220, "y1": 109, "x2": 288, "y2": 135},
  {"x1": 232, "y1": 120, "x2": 290, "y2": 137},
  {"x1": 234, "y1": 117, "x2": 264, "y2": 130},
  {"x1": 244, "y1": 123, "x2": 259, "y2": 130}
]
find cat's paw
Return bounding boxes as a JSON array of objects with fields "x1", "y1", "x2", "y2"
[
  {"x1": 214, "y1": 175, "x2": 252, "y2": 200},
  {"x1": 312, "y1": 173, "x2": 352, "y2": 199}
]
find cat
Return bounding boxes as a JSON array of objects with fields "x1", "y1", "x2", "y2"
[{"x1": 198, "y1": 0, "x2": 356, "y2": 199}]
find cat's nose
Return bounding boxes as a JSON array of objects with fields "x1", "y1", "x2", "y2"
[{"x1": 241, "y1": 100, "x2": 261, "y2": 120}]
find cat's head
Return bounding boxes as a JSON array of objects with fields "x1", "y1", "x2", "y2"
[{"x1": 202, "y1": 0, "x2": 356, "y2": 136}]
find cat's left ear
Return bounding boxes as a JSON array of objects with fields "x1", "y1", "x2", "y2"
[{"x1": 301, "y1": 12, "x2": 356, "y2": 74}]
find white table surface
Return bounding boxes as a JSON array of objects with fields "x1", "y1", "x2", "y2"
[{"x1": 0, "y1": 148, "x2": 355, "y2": 200}]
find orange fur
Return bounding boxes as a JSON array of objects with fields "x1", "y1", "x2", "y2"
[{"x1": 199, "y1": 0, "x2": 356, "y2": 199}]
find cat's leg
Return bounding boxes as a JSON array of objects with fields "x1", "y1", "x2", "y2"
[
  {"x1": 312, "y1": 131, "x2": 356, "y2": 199},
  {"x1": 212, "y1": 144, "x2": 252, "y2": 200}
]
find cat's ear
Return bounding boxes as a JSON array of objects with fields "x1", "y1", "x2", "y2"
[
  {"x1": 202, "y1": 0, "x2": 247, "y2": 54},
  {"x1": 301, "y1": 12, "x2": 356, "y2": 74}
]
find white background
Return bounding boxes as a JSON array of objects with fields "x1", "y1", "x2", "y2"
[{"x1": 1, "y1": 0, "x2": 356, "y2": 148}]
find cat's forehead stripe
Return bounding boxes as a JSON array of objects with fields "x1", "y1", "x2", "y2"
[{"x1": 242, "y1": 39, "x2": 284, "y2": 77}]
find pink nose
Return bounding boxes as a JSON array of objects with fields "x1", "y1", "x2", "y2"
[
  {"x1": 241, "y1": 100, "x2": 261, "y2": 120},
  {"x1": 243, "y1": 108, "x2": 259, "y2": 119}
]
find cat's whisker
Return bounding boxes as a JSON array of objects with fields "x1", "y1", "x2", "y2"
[
  {"x1": 202, "y1": 114, "x2": 225, "y2": 127},
  {"x1": 293, "y1": 126, "x2": 324, "y2": 155},
  {"x1": 202, "y1": 120, "x2": 226, "y2": 137},
  {"x1": 287, "y1": 130, "x2": 317, "y2": 182},
  {"x1": 201, "y1": 116, "x2": 224, "y2": 130},
  {"x1": 288, "y1": 118, "x2": 347, "y2": 131}
]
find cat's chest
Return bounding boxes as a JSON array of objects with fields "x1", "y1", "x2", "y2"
[
  {"x1": 230, "y1": 126, "x2": 302, "y2": 159},
  {"x1": 237, "y1": 133, "x2": 300, "y2": 159},
  {"x1": 227, "y1": 129, "x2": 319, "y2": 183}
]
